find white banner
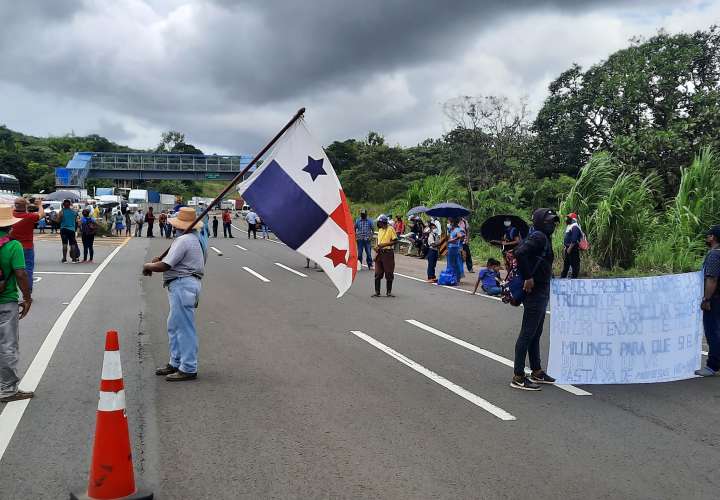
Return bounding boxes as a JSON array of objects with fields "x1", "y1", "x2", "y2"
[{"x1": 547, "y1": 272, "x2": 703, "y2": 384}]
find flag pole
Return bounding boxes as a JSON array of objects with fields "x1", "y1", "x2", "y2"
[{"x1": 156, "y1": 107, "x2": 306, "y2": 259}]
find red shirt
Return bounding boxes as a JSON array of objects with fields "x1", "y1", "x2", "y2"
[
  {"x1": 10, "y1": 211, "x2": 40, "y2": 249},
  {"x1": 222, "y1": 212, "x2": 232, "y2": 223}
]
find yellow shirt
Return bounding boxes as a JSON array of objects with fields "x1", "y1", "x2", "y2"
[{"x1": 377, "y1": 226, "x2": 397, "y2": 247}]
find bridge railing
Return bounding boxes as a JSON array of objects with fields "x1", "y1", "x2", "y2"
[{"x1": 88, "y1": 153, "x2": 247, "y2": 172}]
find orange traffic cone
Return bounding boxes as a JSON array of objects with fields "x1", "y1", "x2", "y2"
[{"x1": 71, "y1": 331, "x2": 153, "y2": 500}]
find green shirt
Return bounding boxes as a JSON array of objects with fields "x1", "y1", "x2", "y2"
[{"x1": 0, "y1": 231, "x2": 26, "y2": 303}]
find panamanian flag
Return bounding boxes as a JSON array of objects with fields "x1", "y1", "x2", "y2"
[{"x1": 238, "y1": 119, "x2": 358, "y2": 297}]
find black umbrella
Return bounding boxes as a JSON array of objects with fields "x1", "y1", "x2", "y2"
[
  {"x1": 406, "y1": 205, "x2": 429, "y2": 217},
  {"x1": 45, "y1": 190, "x2": 80, "y2": 202},
  {"x1": 426, "y1": 202, "x2": 470, "y2": 218},
  {"x1": 480, "y1": 214, "x2": 529, "y2": 246}
]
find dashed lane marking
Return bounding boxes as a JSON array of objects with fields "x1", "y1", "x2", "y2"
[
  {"x1": 405, "y1": 319, "x2": 592, "y2": 396},
  {"x1": 210, "y1": 246, "x2": 224, "y2": 256},
  {"x1": 234, "y1": 244, "x2": 247, "y2": 251},
  {"x1": 0, "y1": 238, "x2": 129, "y2": 462},
  {"x1": 274, "y1": 263, "x2": 308, "y2": 277},
  {"x1": 350, "y1": 330, "x2": 516, "y2": 421},
  {"x1": 242, "y1": 266, "x2": 270, "y2": 282}
]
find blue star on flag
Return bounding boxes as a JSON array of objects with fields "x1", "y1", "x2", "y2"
[{"x1": 302, "y1": 156, "x2": 326, "y2": 181}]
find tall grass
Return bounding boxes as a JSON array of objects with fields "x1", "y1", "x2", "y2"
[
  {"x1": 562, "y1": 152, "x2": 659, "y2": 269},
  {"x1": 635, "y1": 148, "x2": 720, "y2": 273}
]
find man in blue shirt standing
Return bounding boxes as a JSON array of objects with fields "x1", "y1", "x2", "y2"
[
  {"x1": 561, "y1": 213, "x2": 582, "y2": 278},
  {"x1": 696, "y1": 225, "x2": 720, "y2": 377},
  {"x1": 354, "y1": 209, "x2": 374, "y2": 270}
]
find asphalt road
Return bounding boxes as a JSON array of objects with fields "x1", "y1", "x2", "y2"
[{"x1": 1, "y1": 229, "x2": 719, "y2": 499}]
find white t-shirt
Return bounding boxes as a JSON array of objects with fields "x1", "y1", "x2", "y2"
[{"x1": 246, "y1": 211, "x2": 258, "y2": 224}]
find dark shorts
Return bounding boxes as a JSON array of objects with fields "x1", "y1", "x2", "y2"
[{"x1": 60, "y1": 228, "x2": 77, "y2": 245}]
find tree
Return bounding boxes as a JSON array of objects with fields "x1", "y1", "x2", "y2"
[
  {"x1": 442, "y1": 95, "x2": 531, "y2": 206},
  {"x1": 532, "y1": 26, "x2": 720, "y2": 195},
  {"x1": 156, "y1": 131, "x2": 204, "y2": 155}
]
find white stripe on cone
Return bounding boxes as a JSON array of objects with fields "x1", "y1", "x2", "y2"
[
  {"x1": 98, "y1": 390, "x2": 126, "y2": 412},
  {"x1": 101, "y1": 351, "x2": 123, "y2": 380}
]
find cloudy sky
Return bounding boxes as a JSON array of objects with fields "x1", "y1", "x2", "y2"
[{"x1": 0, "y1": 0, "x2": 718, "y2": 154}]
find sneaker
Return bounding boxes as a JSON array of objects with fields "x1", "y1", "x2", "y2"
[
  {"x1": 166, "y1": 370, "x2": 197, "y2": 382},
  {"x1": 155, "y1": 364, "x2": 178, "y2": 376},
  {"x1": 529, "y1": 371, "x2": 556, "y2": 384},
  {"x1": 695, "y1": 366, "x2": 718, "y2": 377},
  {"x1": 0, "y1": 390, "x2": 34, "y2": 402},
  {"x1": 510, "y1": 376, "x2": 541, "y2": 391}
]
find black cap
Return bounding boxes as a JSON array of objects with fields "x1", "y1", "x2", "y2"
[{"x1": 707, "y1": 225, "x2": 720, "y2": 239}]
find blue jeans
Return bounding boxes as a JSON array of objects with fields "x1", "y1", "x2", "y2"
[
  {"x1": 357, "y1": 239, "x2": 373, "y2": 268},
  {"x1": 24, "y1": 248, "x2": 34, "y2": 292},
  {"x1": 167, "y1": 277, "x2": 202, "y2": 373},
  {"x1": 446, "y1": 246, "x2": 464, "y2": 280},
  {"x1": 704, "y1": 297, "x2": 720, "y2": 371},
  {"x1": 483, "y1": 285, "x2": 502, "y2": 296},
  {"x1": 426, "y1": 248, "x2": 438, "y2": 279}
]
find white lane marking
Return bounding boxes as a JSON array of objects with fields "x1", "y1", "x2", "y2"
[
  {"x1": 702, "y1": 350, "x2": 708, "y2": 356},
  {"x1": 232, "y1": 224, "x2": 285, "y2": 245},
  {"x1": 351, "y1": 330, "x2": 516, "y2": 421},
  {"x1": 405, "y1": 319, "x2": 592, "y2": 396},
  {"x1": 0, "y1": 240, "x2": 127, "y2": 462},
  {"x1": 234, "y1": 244, "x2": 247, "y2": 251},
  {"x1": 32, "y1": 277, "x2": 42, "y2": 283},
  {"x1": 274, "y1": 263, "x2": 308, "y2": 277},
  {"x1": 210, "y1": 246, "x2": 224, "y2": 256},
  {"x1": 34, "y1": 271, "x2": 93, "y2": 275},
  {"x1": 242, "y1": 266, "x2": 270, "y2": 282}
]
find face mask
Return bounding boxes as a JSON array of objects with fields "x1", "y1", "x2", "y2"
[
  {"x1": 504, "y1": 221, "x2": 511, "y2": 227},
  {"x1": 540, "y1": 221, "x2": 557, "y2": 235}
]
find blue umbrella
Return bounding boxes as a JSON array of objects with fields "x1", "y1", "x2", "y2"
[
  {"x1": 426, "y1": 202, "x2": 470, "y2": 218},
  {"x1": 406, "y1": 205, "x2": 429, "y2": 216}
]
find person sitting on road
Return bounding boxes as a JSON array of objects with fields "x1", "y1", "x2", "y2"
[
  {"x1": 0, "y1": 206, "x2": 33, "y2": 402},
  {"x1": 143, "y1": 207, "x2": 207, "y2": 382},
  {"x1": 473, "y1": 258, "x2": 502, "y2": 296}
]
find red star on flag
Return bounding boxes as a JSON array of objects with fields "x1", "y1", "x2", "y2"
[{"x1": 325, "y1": 246, "x2": 348, "y2": 267}]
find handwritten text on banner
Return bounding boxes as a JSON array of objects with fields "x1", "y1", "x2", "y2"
[{"x1": 547, "y1": 272, "x2": 703, "y2": 384}]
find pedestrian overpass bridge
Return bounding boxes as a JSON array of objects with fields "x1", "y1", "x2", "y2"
[{"x1": 56, "y1": 151, "x2": 255, "y2": 187}]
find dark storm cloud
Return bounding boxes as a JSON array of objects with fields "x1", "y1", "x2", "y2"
[
  {"x1": 0, "y1": 0, "x2": 685, "y2": 151},
  {"x1": 195, "y1": 0, "x2": 653, "y2": 102}
]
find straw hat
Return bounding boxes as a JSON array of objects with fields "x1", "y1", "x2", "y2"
[
  {"x1": 168, "y1": 207, "x2": 204, "y2": 230},
  {"x1": 0, "y1": 205, "x2": 22, "y2": 227}
]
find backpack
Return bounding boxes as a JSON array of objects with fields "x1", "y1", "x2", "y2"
[
  {"x1": 69, "y1": 243, "x2": 80, "y2": 260},
  {"x1": 82, "y1": 218, "x2": 97, "y2": 236},
  {"x1": 501, "y1": 230, "x2": 549, "y2": 306},
  {"x1": 437, "y1": 269, "x2": 458, "y2": 286},
  {"x1": 578, "y1": 231, "x2": 590, "y2": 251}
]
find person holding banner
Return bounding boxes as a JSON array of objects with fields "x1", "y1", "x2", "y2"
[
  {"x1": 696, "y1": 225, "x2": 720, "y2": 377},
  {"x1": 511, "y1": 208, "x2": 559, "y2": 391}
]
